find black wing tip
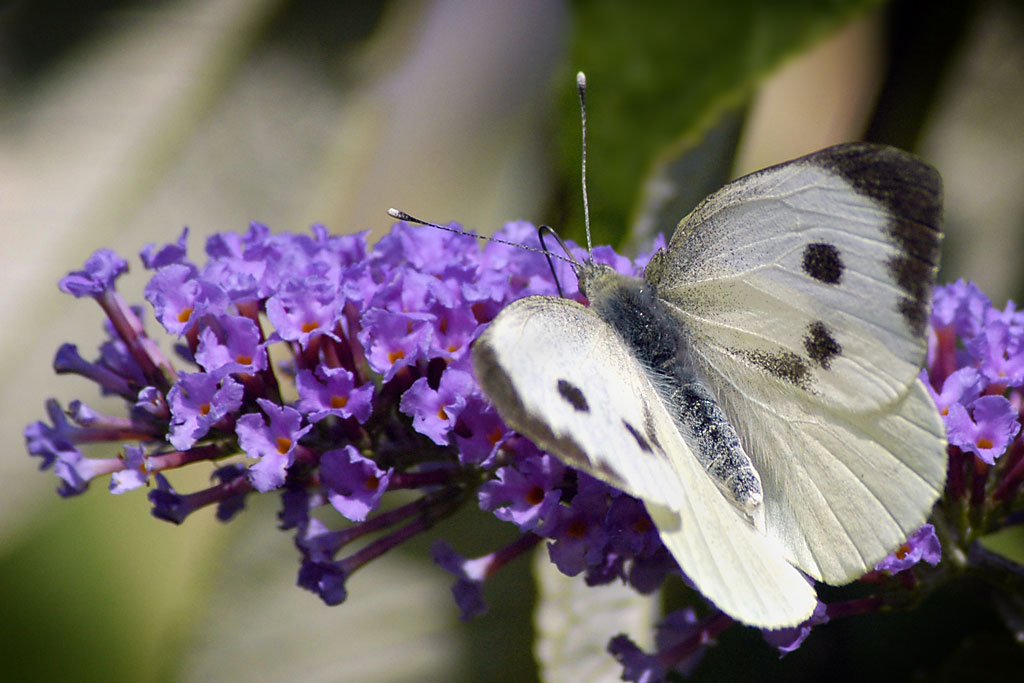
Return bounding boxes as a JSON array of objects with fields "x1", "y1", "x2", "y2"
[
  {"x1": 808, "y1": 144, "x2": 943, "y2": 338},
  {"x1": 808, "y1": 143, "x2": 943, "y2": 231}
]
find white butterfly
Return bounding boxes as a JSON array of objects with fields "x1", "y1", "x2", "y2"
[{"x1": 471, "y1": 141, "x2": 947, "y2": 628}]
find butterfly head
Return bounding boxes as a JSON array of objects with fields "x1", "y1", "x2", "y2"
[{"x1": 575, "y1": 260, "x2": 631, "y2": 305}]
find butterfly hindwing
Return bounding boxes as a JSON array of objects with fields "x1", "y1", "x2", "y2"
[
  {"x1": 715, "y1": 375, "x2": 946, "y2": 583},
  {"x1": 473, "y1": 295, "x2": 817, "y2": 627}
]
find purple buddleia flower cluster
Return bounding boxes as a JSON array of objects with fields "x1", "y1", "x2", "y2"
[
  {"x1": 929, "y1": 281, "x2": 1024, "y2": 477},
  {"x1": 23, "y1": 221, "x2": 1024, "y2": 681},
  {"x1": 23, "y1": 220, "x2": 670, "y2": 607}
]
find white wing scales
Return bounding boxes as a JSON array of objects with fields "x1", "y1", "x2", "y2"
[{"x1": 473, "y1": 295, "x2": 817, "y2": 626}]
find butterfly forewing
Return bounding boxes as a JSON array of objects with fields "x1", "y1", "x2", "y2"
[
  {"x1": 473, "y1": 295, "x2": 817, "y2": 626},
  {"x1": 475, "y1": 296, "x2": 691, "y2": 506},
  {"x1": 647, "y1": 144, "x2": 942, "y2": 413}
]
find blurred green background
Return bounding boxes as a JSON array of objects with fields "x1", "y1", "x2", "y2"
[{"x1": 2, "y1": 0, "x2": 1023, "y2": 680}]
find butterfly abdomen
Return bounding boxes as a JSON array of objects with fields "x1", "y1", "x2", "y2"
[{"x1": 583, "y1": 264, "x2": 763, "y2": 512}]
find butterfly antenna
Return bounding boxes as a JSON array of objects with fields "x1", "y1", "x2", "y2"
[
  {"x1": 538, "y1": 224, "x2": 578, "y2": 298},
  {"x1": 577, "y1": 71, "x2": 593, "y2": 256},
  {"x1": 387, "y1": 208, "x2": 576, "y2": 264}
]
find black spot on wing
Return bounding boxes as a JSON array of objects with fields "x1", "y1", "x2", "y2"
[
  {"x1": 557, "y1": 379, "x2": 589, "y2": 412},
  {"x1": 737, "y1": 348, "x2": 812, "y2": 390},
  {"x1": 810, "y1": 143, "x2": 942, "y2": 338},
  {"x1": 474, "y1": 341, "x2": 629, "y2": 492},
  {"x1": 804, "y1": 321, "x2": 842, "y2": 369},
  {"x1": 802, "y1": 243, "x2": 844, "y2": 284},
  {"x1": 622, "y1": 419, "x2": 652, "y2": 454}
]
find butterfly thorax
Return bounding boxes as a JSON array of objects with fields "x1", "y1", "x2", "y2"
[{"x1": 579, "y1": 261, "x2": 764, "y2": 513}]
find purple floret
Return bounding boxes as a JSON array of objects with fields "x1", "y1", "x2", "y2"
[
  {"x1": 145, "y1": 264, "x2": 228, "y2": 336},
  {"x1": 140, "y1": 227, "x2": 191, "y2": 269},
  {"x1": 399, "y1": 368, "x2": 477, "y2": 446},
  {"x1": 932, "y1": 279, "x2": 991, "y2": 338},
  {"x1": 236, "y1": 399, "x2": 312, "y2": 491},
  {"x1": 109, "y1": 445, "x2": 149, "y2": 494},
  {"x1": 320, "y1": 445, "x2": 392, "y2": 522},
  {"x1": 875, "y1": 524, "x2": 942, "y2": 573},
  {"x1": 58, "y1": 249, "x2": 129, "y2": 297},
  {"x1": 430, "y1": 540, "x2": 489, "y2": 621},
  {"x1": 266, "y1": 279, "x2": 343, "y2": 349},
  {"x1": 946, "y1": 395, "x2": 1020, "y2": 465},
  {"x1": 967, "y1": 320, "x2": 1024, "y2": 388},
  {"x1": 194, "y1": 314, "x2": 268, "y2": 378},
  {"x1": 358, "y1": 309, "x2": 433, "y2": 381},
  {"x1": 167, "y1": 373, "x2": 243, "y2": 450},
  {"x1": 478, "y1": 452, "x2": 565, "y2": 532},
  {"x1": 545, "y1": 478, "x2": 615, "y2": 577},
  {"x1": 295, "y1": 367, "x2": 374, "y2": 423}
]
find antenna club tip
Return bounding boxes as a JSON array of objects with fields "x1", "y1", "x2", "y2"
[
  {"x1": 576, "y1": 71, "x2": 586, "y2": 87},
  {"x1": 387, "y1": 208, "x2": 406, "y2": 220}
]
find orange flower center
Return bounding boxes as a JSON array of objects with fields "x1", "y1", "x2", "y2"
[
  {"x1": 567, "y1": 519, "x2": 587, "y2": 538},
  {"x1": 525, "y1": 486, "x2": 545, "y2": 506},
  {"x1": 631, "y1": 518, "x2": 653, "y2": 534}
]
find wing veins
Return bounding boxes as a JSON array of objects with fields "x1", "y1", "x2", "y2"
[
  {"x1": 683, "y1": 228, "x2": 903, "y2": 289},
  {"x1": 691, "y1": 184, "x2": 893, "y2": 237},
  {"x1": 669, "y1": 271, "x2": 917, "y2": 346},
  {"x1": 674, "y1": 479, "x2": 779, "y2": 619},
  {"x1": 785, "y1": 412, "x2": 931, "y2": 532}
]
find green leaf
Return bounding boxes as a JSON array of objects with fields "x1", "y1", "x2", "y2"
[
  {"x1": 558, "y1": 0, "x2": 883, "y2": 247},
  {"x1": 627, "y1": 108, "x2": 745, "y2": 250}
]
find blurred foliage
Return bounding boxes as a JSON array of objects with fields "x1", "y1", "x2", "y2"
[{"x1": 555, "y1": 0, "x2": 882, "y2": 246}]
